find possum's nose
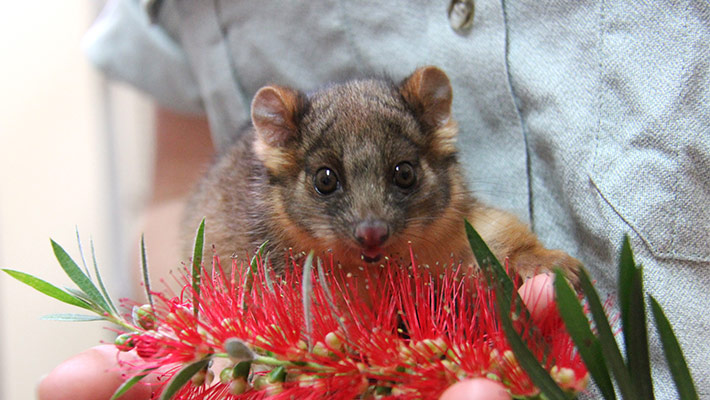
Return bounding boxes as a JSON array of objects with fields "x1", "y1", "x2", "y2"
[{"x1": 355, "y1": 220, "x2": 390, "y2": 249}]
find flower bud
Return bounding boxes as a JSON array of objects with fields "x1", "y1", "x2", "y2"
[
  {"x1": 264, "y1": 382, "x2": 284, "y2": 396},
  {"x1": 296, "y1": 374, "x2": 325, "y2": 390},
  {"x1": 325, "y1": 331, "x2": 343, "y2": 352},
  {"x1": 114, "y1": 333, "x2": 136, "y2": 351},
  {"x1": 191, "y1": 366, "x2": 212, "y2": 386},
  {"x1": 229, "y1": 377, "x2": 249, "y2": 395},
  {"x1": 252, "y1": 375, "x2": 268, "y2": 391},
  {"x1": 224, "y1": 338, "x2": 255, "y2": 362},
  {"x1": 550, "y1": 365, "x2": 575, "y2": 386},
  {"x1": 312, "y1": 341, "x2": 329, "y2": 357},
  {"x1": 502, "y1": 350, "x2": 516, "y2": 365},
  {"x1": 219, "y1": 367, "x2": 234, "y2": 384},
  {"x1": 132, "y1": 304, "x2": 156, "y2": 330},
  {"x1": 205, "y1": 368, "x2": 215, "y2": 386}
]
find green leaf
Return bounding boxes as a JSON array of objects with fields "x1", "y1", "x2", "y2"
[
  {"x1": 159, "y1": 358, "x2": 210, "y2": 400},
  {"x1": 140, "y1": 234, "x2": 153, "y2": 308},
  {"x1": 75, "y1": 227, "x2": 92, "y2": 278},
  {"x1": 649, "y1": 296, "x2": 700, "y2": 400},
  {"x1": 576, "y1": 268, "x2": 635, "y2": 399},
  {"x1": 191, "y1": 219, "x2": 206, "y2": 318},
  {"x1": 302, "y1": 251, "x2": 315, "y2": 350},
  {"x1": 64, "y1": 287, "x2": 103, "y2": 310},
  {"x1": 617, "y1": 237, "x2": 654, "y2": 399},
  {"x1": 262, "y1": 252, "x2": 274, "y2": 293},
  {"x1": 268, "y1": 365, "x2": 287, "y2": 383},
  {"x1": 2, "y1": 269, "x2": 93, "y2": 311},
  {"x1": 464, "y1": 220, "x2": 516, "y2": 299},
  {"x1": 554, "y1": 270, "x2": 616, "y2": 399},
  {"x1": 464, "y1": 220, "x2": 532, "y2": 331},
  {"x1": 110, "y1": 370, "x2": 155, "y2": 400},
  {"x1": 496, "y1": 289, "x2": 570, "y2": 400},
  {"x1": 242, "y1": 241, "x2": 269, "y2": 311},
  {"x1": 317, "y1": 257, "x2": 347, "y2": 334},
  {"x1": 40, "y1": 313, "x2": 106, "y2": 322},
  {"x1": 90, "y1": 238, "x2": 118, "y2": 314},
  {"x1": 232, "y1": 360, "x2": 252, "y2": 378},
  {"x1": 618, "y1": 236, "x2": 634, "y2": 348},
  {"x1": 250, "y1": 241, "x2": 269, "y2": 274},
  {"x1": 466, "y1": 220, "x2": 566, "y2": 399},
  {"x1": 51, "y1": 239, "x2": 111, "y2": 312}
]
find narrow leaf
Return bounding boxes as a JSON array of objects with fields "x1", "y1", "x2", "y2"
[
  {"x1": 262, "y1": 252, "x2": 274, "y2": 293},
  {"x1": 250, "y1": 241, "x2": 269, "y2": 274},
  {"x1": 464, "y1": 220, "x2": 532, "y2": 330},
  {"x1": 159, "y1": 358, "x2": 210, "y2": 400},
  {"x1": 65, "y1": 287, "x2": 103, "y2": 310},
  {"x1": 496, "y1": 290, "x2": 570, "y2": 400},
  {"x1": 140, "y1": 234, "x2": 153, "y2": 307},
  {"x1": 51, "y1": 239, "x2": 110, "y2": 312},
  {"x1": 40, "y1": 313, "x2": 106, "y2": 322},
  {"x1": 464, "y1": 220, "x2": 516, "y2": 299},
  {"x1": 2, "y1": 269, "x2": 93, "y2": 311},
  {"x1": 243, "y1": 241, "x2": 270, "y2": 311},
  {"x1": 111, "y1": 370, "x2": 155, "y2": 400},
  {"x1": 618, "y1": 238, "x2": 654, "y2": 399},
  {"x1": 232, "y1": 360, "x2": 252, "y2": 378},
  {"x1": 191, "y1": 219, "x2": 206, "y2": 318},
  {"x1": 618, "y1": 236, "x2": 634, "y2": 351},
  {"x1": 75, "y1": 227, "x2": 91, "y2": 278},
  {"x1": 554, "y1": 270, "x2": 616, "y2": 399},
  {"x1": 90, "y1": 238, "x2": 118, "y2": 314},
  {"x1": 466, "y1": 221, "x2": 566, "y2": 399},
  {"x1": 317, "y1": 257, "x2": 347, "y2": 332},
  {"x1": 649, "y1": 296, "x2": 700, "y2": 400},
  {"x1": 577, "y1": 268, "x2": 635, "y2": 398},
  {"x1": 302, "y1": 251, "x2": 315, "y2": 350}
]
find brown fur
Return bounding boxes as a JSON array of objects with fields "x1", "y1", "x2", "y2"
[{"x1": 183, "y1": 66, "x2": 580, "y2": 281}]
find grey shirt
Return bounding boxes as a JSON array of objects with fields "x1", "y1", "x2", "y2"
[{"x1": 85, "y1": 1, "x2": 710, "y2": 398}]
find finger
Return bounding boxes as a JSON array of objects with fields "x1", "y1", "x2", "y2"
[
  {"x1": 518, "y1": 273, "x2": 557, "y2": 322},
  {"x1": 38, "y1": 345, "x2": 153, "y2": 400},
  {"x1": 439, "y1": 377, "x2": 511, "y2": 400}
]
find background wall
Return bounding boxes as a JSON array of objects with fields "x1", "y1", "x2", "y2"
[{"x1": 0, "y1": 2, "x2": 154, "y2": 399}]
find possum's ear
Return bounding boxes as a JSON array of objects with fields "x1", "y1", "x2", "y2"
[
  {"x1": 400, "y1": 66, "x2": 457, "y2": 154},
  {"x1": 251, "y1": 86, "x2": 301, "y2": 147},
  {"x1": 251, "y1": 86, "x2": 302, "y2": 171},
  {"x1": 400, "y1": 66, "x2": 453, "y2": 130}
]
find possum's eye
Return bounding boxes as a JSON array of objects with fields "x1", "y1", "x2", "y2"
[
  {"x1": 393, "y1": 162, "x2": 416, "y2": 189},
  {"x1": 314, "y1": 167, "x2": 339, "y2": 195}
]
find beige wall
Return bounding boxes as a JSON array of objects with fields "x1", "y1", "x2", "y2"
[{"x1": 0, "y1": 2, "x2": 153, "y2": 399}]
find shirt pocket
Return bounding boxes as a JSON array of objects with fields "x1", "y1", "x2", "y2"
[{"x1": 590, "y1": 2, "x2": 710, "y2": 263}]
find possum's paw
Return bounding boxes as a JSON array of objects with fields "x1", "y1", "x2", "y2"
[{"x1": 508, "y1": 247, "x2": 582, "y2": 288}]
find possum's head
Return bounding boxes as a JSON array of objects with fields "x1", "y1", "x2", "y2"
[{"x1": 251, "y1": 66, "x2": 472, "y2": 266}]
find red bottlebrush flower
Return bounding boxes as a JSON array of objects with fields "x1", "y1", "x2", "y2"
[{"x1": 113, "y1": 250, "x2": 589, "y2": 400}]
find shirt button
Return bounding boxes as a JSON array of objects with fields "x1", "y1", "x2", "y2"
[{"x1": 448, "y1": 0, "x2": 475, "y2": 33}]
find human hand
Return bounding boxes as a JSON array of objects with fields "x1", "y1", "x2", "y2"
[{"x1": 38, "y1": 345, "x2": 154, "y2": 400}]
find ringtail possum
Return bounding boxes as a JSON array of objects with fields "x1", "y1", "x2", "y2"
[{"x1": 184, "y1": 66, "x2": 580, "y2": 280}]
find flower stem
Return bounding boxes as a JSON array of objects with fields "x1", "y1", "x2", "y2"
[{"x1": 253, "y1": 355, "x2": 334, "y2": 372}]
